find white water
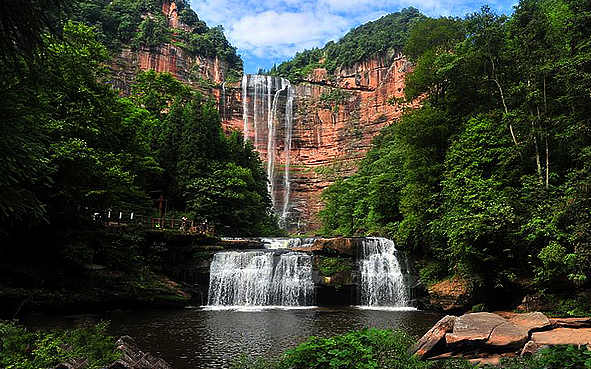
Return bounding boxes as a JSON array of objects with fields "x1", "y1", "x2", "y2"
[
  {"x1": 241, "y1": 75, "x2": 295, "y2": 227},
  {"x1": 359, "y1": 237, "x2": 411, "y2": 307},
  {"x1": 207, "y1": 250, "x2": 314, "y2": 306}
]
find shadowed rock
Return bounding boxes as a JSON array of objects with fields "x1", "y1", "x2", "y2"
[{"x1": 408, "y1": 315, "x2": 456, "y2": 358}]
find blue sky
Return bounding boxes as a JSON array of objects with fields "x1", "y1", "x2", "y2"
[{"x1": 190, "y1": 0, "x2": 517, "y2": 74}]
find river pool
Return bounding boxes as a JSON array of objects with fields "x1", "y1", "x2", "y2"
[{"x1": 27, "y1": 306, "x2": 442, "y2": 368}]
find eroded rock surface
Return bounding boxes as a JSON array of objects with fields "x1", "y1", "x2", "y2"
[
  {"x1": 532, "y1": 328, "x2": 591, "y2": 346},
  {"x1": 510, "y1": 312, "x2": 552, "y2": 331},
  {"x1": 445, "y1": 313, "x2": 507, "y2": 344},
  {"x1": 413, "y1": 311, "x2": 591, "y2": 361}
]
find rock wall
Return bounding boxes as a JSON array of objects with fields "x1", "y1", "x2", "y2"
[
  {"x1": 221, "y1": 52, "x2": 418, "y2": 231},
  {"x1": 110, "y1": 1, "x2": 228, "y2": 95}
]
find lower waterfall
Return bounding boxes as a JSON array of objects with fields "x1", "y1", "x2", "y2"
[
  {"x1": 207, "y1": 250, "x2": 314, "y2": 307},
  {"x1": 358, "y1": 237, "x2": 411, "y2": 307}
]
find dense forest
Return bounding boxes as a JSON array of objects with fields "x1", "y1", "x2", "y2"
[
  {"x1": 0, "y1": 0, "x2": 281, "y2": 304},
  {"x1": 265, "y1": 8, "x2": 424, "y2": 81},
  {"x1": 320, "y1": 0, "x2": 591, "y2": 298}
]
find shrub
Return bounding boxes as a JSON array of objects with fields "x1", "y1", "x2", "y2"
[
  {"x1": 316, "y1": 256, "x2": 352, "y2": 276},
  {"x1": 0, "y1": 320, "x2": 120, "y2": 369},
  {"x1": 278, "y1": 328, "x2": 430, "y2": 369}
]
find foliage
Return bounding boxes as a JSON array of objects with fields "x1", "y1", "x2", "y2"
[
  {"x1": 316, "y1": 256, "x2": 352, "y2": 276},
  {"x1": 419, "y1": 260, "x2": 449, "y2": 286},
  {"x1": 0, "y1": 320, "x2": 120, "y2": 369},
  {"x1": 471, "y1": 345, "x2": 591, "y2": 369},
  {"x1": 268, "y1": 8, "x2": 423, "y2": 81},
  {"x1": 278, "y1": 328, "x2": 429, "y2": 369},
  {"x1": 321, "y1": 0, "x2": 591, "y2": 292}
]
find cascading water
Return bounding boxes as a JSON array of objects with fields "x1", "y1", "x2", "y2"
[
  {"x1": 207, "y1": 250, "x2": 314, "y2": 306},
  {"x1": 241, "y1": 75, "x2": 295, "y2": 227},
  {"x1": 358, "y1": 237, "x2": 411, "y2": 307},
  {"x1": 271, "y1": 252, "x2": 314, "y2": 306}
]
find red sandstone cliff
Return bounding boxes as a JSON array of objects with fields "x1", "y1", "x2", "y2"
[
  {"x1": 110, "y1": 1, "x2": 228, "y2": 94},
  {"x1": 221, "y1": 52, "x2": 419, "y2": 231}
]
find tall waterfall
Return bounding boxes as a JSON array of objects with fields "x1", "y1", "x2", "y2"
[
  {"x1": 241, "y1": 75, "x2": 294, "y2": 226},
  {"x1": 359, "y1": 237, "x2": 411, "y2": 307},
  {"x1": 208, "y1": 251, "x2": 313, "y2": 306}
]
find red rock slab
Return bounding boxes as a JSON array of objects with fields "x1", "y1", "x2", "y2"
[
  {"x1": 487, "y1": 322, "x2": 529, "y2": 349},
  {"x1": 446, "y1": 312, "x2": 507, "y2": 344},
  {"x1": 550, "y1": 317, "x2": 591, "y2": 328},
  {"x1": 510, "y1": 312, "x2": 552, "y2": 332},
  {"x1": 409, "y1": 315, "x2": 457, "y2": 358},
  {"x1": 532, "y1": 328, "x2": 591, "y2": 345}
]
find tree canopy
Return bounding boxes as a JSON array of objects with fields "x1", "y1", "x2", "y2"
[{"x1": 320, "y1": 0, "x2": 591, "y2": 290}]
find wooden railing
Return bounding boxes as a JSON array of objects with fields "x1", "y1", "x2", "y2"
[{"x1": 91, "y1": 211, "x2": 214, "y2": 235}]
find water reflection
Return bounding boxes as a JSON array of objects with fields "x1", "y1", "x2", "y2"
[{"x1": 27, "y1": 307, "x2": 442, "y2": 369}]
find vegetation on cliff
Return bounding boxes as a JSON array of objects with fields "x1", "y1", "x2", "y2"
[
  {"x1": 266, "y1": 8, "x2": 424, "y2": 81},
  {"x1": 72, "y1": 0, "x2": 242, "y2": 79},
  {"x1": 320, "y1": 0, "x2": 591, "y2": 294}
]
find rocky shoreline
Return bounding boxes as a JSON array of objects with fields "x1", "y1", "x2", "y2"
[{"x1": 410, "y1": 311, "x2": 591, "y2": 365}]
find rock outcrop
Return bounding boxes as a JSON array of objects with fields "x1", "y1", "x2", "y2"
[
  {"x1": 410, "y1": 311, "x2": 591, "y2": 361},
  {"x1": 427, "y1": 278, "x2": 477, "y2": 312},
  {"x1": 110, "y1": 1, "x2": 229, "y2": 95}
]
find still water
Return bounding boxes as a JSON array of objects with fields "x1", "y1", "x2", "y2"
[{"x1": 28, "y1": 306, "x2": 442, "y2": 368}]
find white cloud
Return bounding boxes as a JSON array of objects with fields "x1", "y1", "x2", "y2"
[
  {"x1": 228, "y1": 10, "x2": 350, "y2": 58},
  {"x1": 190, "y1": 0, "x2": 515, "y2": 71}
]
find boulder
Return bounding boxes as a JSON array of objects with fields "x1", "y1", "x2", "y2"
[
  {"x1": 409, "y1": 315, "x2": 457, "y2": 358},
  {"x1": 516, "y1": 293, "x2": 554, "y2": 312},
  {"x1": 510, "y1": 312, "x2": 552, "y2": 332},
  {"x1": 520, "y1": 340, "x2": 549, "y2": 356},
  {"x1": 487, "y1": 322, "x2": 529, "y2": 349},
  {"x1": 445, "y1": 312, "x2": 507, "y2": 344}
]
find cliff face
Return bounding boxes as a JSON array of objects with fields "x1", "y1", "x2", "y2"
[
  {"x1": 110, "y1": 1, "x2": 228, "y2": 94},
  {"x1": 221, "y1": 52, "x2": 418, "y2": 231},
  {"x1": 108, "y1": 2, "x2": 416, "y2": 232}
]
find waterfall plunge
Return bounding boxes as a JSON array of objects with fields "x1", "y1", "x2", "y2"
[
  {"x1": 359, "y1": 237, "x2": 411, "y2": 307},
  {"x1": 241, "y1": 75, "x2": 294, "y2": 227},
  {"x1": 207, "y1": 251, "x2": 314, "y2": 307}
]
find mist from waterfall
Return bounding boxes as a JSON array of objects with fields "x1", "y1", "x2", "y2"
[
  {"x1": 241, "y1": 75, "x2": 294, "y2": 227},
  {"x1": 358, "y1": 237, "x2": 411, "y2": 307}
]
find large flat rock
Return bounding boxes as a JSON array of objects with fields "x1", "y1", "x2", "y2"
[
  {"x1": 532, "y1": 328, "x2": 591, "y2": 345},
  {"x1": 487, "y1": 322, "x2": 529, "y2": 349},
  {"x1": 510, "y1": 312, "x2": 552, "y2": 332},
  {"x1": 446, "y1": 312, "x2": 507, "y2": 344}
]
